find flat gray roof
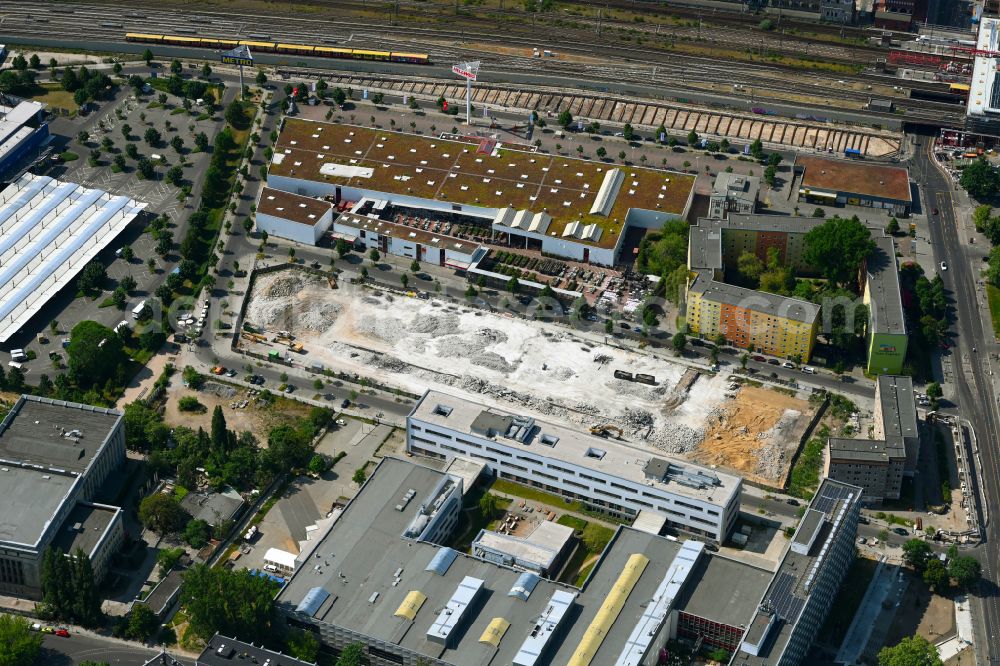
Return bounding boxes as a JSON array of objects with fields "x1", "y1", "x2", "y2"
[
  {"x1": 0, "y1": 463, "x2": 76, "y2": 547},
  {"x1": 828, "y1": 438, "x2": 893, "y2": 463},
  {"x1": 712, "y1": 173, "x2": 760, "y2": 201},
  {"x1": 278, "y1": 457, "x2": 760, "y2": 666},
  {"x1": 412, "y1": 390, "x2": 741, "y2": 507},
  {"x1": 0, "y1": 395, "x2": 121, "y2": 473},
  {"x1": 878, "y1": 375, "x2": 918, "y2": 441},
  {"x1": 50, "y1": 502, "x2": 118, "y2": 557},
  {"x1": 144, "y1": 569, "x2": 184, "y2": 616},
  {"x1": 199, "y1": 634, "x2": 316, "y2": 666},
  {"x1": 688, "y1": 225, "x2": 723, "y2": 272},
  {"x1": 866, "y1": 236, "x2": 906, "y2": 336},
  {"x1": 179, "y1": 489, "x2": 244, "y2": 527},
  {"x1": 674, "y1": 552, "x2": 772, "y2": 628}
]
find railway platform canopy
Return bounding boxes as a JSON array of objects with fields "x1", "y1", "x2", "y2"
[{"x1": 0, "y1": 173, "x2": 146, "y2": 344}]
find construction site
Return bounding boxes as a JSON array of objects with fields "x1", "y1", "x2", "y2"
[{"x1": 243, "y1": 268, "x2": 816, "y2": 485}]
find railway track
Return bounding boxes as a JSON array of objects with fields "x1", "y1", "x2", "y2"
[{"x1": 0, "y1": 2, "x2": 961, "y2": 125}]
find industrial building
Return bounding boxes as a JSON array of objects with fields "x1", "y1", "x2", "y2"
[
  {"x1": 793, "y1": 155, "x2": 912, "y2": 217},
  {"x1": 825, "y1": 375, "x2": 919, "y2": 502},
  {"x1": 0, "y1": 98, "x2": 48, "y2": 183},
  {"x1": 708, "y1": 172, "x2": 760, "y2": 219},
  {"x1": 255, "y1": 187, "x2": 335, "y2": 245},
  {"x1": 407, "y1": 389, "x2": 741, "y2": 543},
  {"x1": 264, "y1": 119, "x2": 695, "y2": 266},
  {"x1": 197, "y1": 634, "x2": 316, "y2": 666},
  {"x1": 685, "y1": 215, "x2": 906, "y2": 372},
  {"x1": 0, "y1": 396, "x2": 125, "y2": 599},
  {"x1": 273, "y1": 456, "x2": 859, "y2": 666},
  {"x1": 0, "y1": 173, "x2": 147, "y2": 344},
  {"x1": 735, "y1": 479, "x2": 861, "y2": 666}
]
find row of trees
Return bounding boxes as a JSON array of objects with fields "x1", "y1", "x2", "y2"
[
  {"x1": 39, "y1": 547, "x2": 103, "y2": 627},
  {"x1": 902, "y1": 539, "x2": 981, "y2": 590},
  {"x1": 59, "y1": 65, "x2": 114, "y2": 108}
]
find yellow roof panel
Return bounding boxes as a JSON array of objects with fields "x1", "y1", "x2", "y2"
[
  {"x1": 391, "y1": 52, "x2": 428, "y2": 58},
  {"x1": 567, "y1": 553, "x2": 649, "y2": 666},
  {"x1": 239, "y1": 41, "x2": 276, "y2": 49},
  {"x1": 126, "y1": 33, "x2": 163, "y2": 40},
  {"x1": 315, "y1": 47, "x2": 354, "y2": 55},
  {"x1": 393, "y1": 590, "x2": 427, "y2": 622},
  {"x1": 352, "y1": 50, "x2": 389, "y2": 56},
  {"x1": 165, "y1": 36, "x2": 201, "y2": 43},
  {"x1": 478, "y1": 617, "x2": 510, "y2": 648},
  {"x1": 278, "y1": 43, "x2": 314, "y2": 52}
]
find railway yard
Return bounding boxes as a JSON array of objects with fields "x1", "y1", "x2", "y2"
[{"x1": 0, "y1": 0, "x2": 973, "y2": 128}]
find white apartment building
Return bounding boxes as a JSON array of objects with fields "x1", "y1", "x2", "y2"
[{"x1": 406, "y1": 390, "x2": 741, "y2": 543}]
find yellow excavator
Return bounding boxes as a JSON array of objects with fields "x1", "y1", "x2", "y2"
[{"x1": 590, "y1": 424, "x2": 624, "y2": 439}]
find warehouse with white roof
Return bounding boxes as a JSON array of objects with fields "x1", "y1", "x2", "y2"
[{"x1": 0, "y1": 173, "x2": 146, "y2": 344}]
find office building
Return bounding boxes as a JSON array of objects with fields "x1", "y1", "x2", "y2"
[
  {"x1": 255, "y1": 187, "x2": 335, "y2": 245},
  {"x1": 734, "y1": 479, "x2": 862, "y2": 666},
  {"x1": 407, "y1": 390, "x2": 741, "y2": 543},
  {"x1": 274, "y1": 456, "x2": 776, "y2": 666},
  {"x1": 470, "y1": 520, "x2": 574, "y2": 576},
  {"x1": 0, "y1": 396, "x2": 125, "y2": 599}
]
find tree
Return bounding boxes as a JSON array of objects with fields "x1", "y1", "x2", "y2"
[
  {"x1": 949, "y1": 554, "x2": 982, "y2": 588},
  {"x1": 112, "y1": 286, "x2": 128, "y2": 310},
  {"x1": 77, "y1": 260, "x2": 107, "y2": 294},
  {"x1": 165, "y1": 165, "x2": 183, "y2": 186},
  {"x1": 737, "y1": 251, "x2": 765, "y2": 283},
  {"x1": 113, "y1": 153, "x2": 127, "y2": 172},
  {"x1": 923, "y1": 558, "x2": 948, "y2": 591},
  {"x1": 138, "y1": 493, "x2": 188, "y2": 534},
  {"x1": 886, "y1": 218, "x2": 900, "y2": 235},
  {"x1": 287, "y1": 629, "x2": 320, "y2": 662},
  {"x1": 157, "y1": 547, "x2": 185, "y2": 578},
  {"x1": 926, "y1": 381, "x2": 943, "y2": 399},
  {"x1": 255, "y1": 69, "x2": 267, "y2": 86},
  {"x1": 0, "y1": 614, "x2": 42, "y2": 666},
  {"x1": 622, "y1": 122, "x2": 634, "y2": 141},
  {"x1": 201, "y1": 62, "x2": 212, "y2": 78},
  {"x1": 170, "y1": 59, "x2": 183, "y2": 75},
  {"x1": 184, "y1": 519, "x2": 212, "y2": 549},
  {"x1": 960, "y1": 158, "x2": 1000, "y2": 201},
  {"x1": 225, "y1": 99, "x2": 247, "y2": 128},
  {"x1": 750, "y1": 138, "x2": 764, "y2": 160},
  {"x1": 803, "y1": 216, "x2": 875, "y2": 287},
  {"x1": 618, "y1": 150, "x2": 626, "y2": 162},
  {"x1": 595, "y1": 146, "x2": 607, "y2": 160},
  {"x1": 687, "y1": 130, "x2": 699, "y2": 146},
  {"x1": 27, "y1": 53, "x2": 41, "y2": 70},
  {"x1": 369, "y1": 248, "x2": 381, "y2": 264},
  {"x1": 878, "y1": 636, "x2": 942, "y2": 666},
  {"x1": 180, "y1": 565, "x2": 277, "y2": 640},
  {"x1": 137, "y1": 158, "x2": 154, "y2": 180},
  {"x1": 67, "y1": 320, "x2": 125, "y2": 387},
  {"x1": 124, "y1": 602, "x2": 160, "y2": 641},
  {"x1": 479, "y1": 492, "x2": 500, "y2": 520},
  {"x1": 764, "y1": 165, "x2": 777, "y2": 187},
  {"x1": 558, "y1": 109, "x2": 573, "y2": 128},
  {"x1": 142, "y1": 48, "x2": 154, "y2": 65},
  {"x1": 353, "y1": 468, "x2": 367, "y2": 484},
  {"x1": 400, "y1": 273, "x2": 409, "y2": 288},
  {"x1": 672, "y1": 331, "x2": 687, "y2": 355},
  {"x1": 336, "y1": 643, "x2": 366, "y2": 666},
  {"x1": 10, "y1": 54, "x2": 27, "y2": 71},
  {"x1": 125, "y1": 142, "x2": 139, "y2": 159},
  {"x1": 902, "y1": 539, "x2": 932, "y2": 571},
  {"x1": 768, "y1": 152, "x2": 783, "y2": 167},
  {"x1": 194, "y1": 131, "x2": 209, "y2": 152},
  {"x1": 144, "y1": 127, "x2": 161, "y2": 146}
]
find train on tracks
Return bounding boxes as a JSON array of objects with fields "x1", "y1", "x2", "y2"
[{"x1": 125, "y1": 33, "x2": 430, "y2": 65}]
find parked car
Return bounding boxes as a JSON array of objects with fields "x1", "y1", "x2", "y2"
[
  {"x1": 782, "y1": 361, "x2": 796, "y2": 369},
  {"x1": 341, "y1": 399, "x2": 350, "y2": 408},
  {"x1": 801, "y1": 366, "x2": 817, "y2": 374},
  {"x1": 767, "y1": 358, "x2": 780, "y2": 365},
  {"x1": 893, "y1": 527, "x2": 909, "y2": 536},
  {"x1": 752, "y1": 355, "x2": 766, "y2": 362},
  {"x1": 858, "y1": 537, "x2": 867, "y2": 545},
  {"x1": 54, "y1": 629, "x2": 70, "y2": 638},
  {"x1": 335, "y1": 418, "x2": 347, "y2": 426},
  {"x1": 940, "y1": 261, "x2": 948, "y2": 271},
  {"x1": 785, "y1": 498, "x2": 800, "y2": 506}
]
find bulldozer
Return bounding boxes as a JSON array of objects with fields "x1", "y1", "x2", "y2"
[{"x1": 589, "y1": 424, "x2": 624, "y2": 439}]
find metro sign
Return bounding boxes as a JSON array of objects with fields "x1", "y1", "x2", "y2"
[{"x1": 452, "y1": 62, "x2": 479, "y2": 81}]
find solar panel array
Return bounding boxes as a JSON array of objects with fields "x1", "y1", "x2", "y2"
[
  {"x1": 811, "y1": 482, "x2": 854, "y2": 516},
  {"x1": 766, "y1": 572, "x2": 805, "y2": 623}
]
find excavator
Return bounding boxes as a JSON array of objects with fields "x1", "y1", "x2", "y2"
[{"x1": 589, "y1": 424, "x2": 624, "y2": 439}]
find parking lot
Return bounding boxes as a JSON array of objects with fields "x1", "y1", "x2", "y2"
[{"x1": 4, "y1": 74, "x2": 231, "y2": 369}]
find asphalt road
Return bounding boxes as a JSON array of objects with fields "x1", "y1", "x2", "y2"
[
  {"x1": 40, "y1": 632, "x2": 192, "y2": 666},
  {"x1": 911, "y1": 139, "x2": 1000, "y2": 663}
]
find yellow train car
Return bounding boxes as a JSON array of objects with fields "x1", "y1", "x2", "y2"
[
  {"x1": 276, "y1": 43, "x2": 316, "y2": 56},
  {"x1": 314, "y1": 46, "x2": 354, "y2": 59},
  {"x1": 391, "y1": 52, "x2": 428, "y2": 64},
  {"x1": 352, "y1": 49, "x2": 391, "y2": 61},
  {"x1": 238, "y1": 40, "x2": 277, "y2": 52}
]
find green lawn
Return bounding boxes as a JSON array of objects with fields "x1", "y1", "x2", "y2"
[
  {"x1": 491, "y1": 478, "x2": 582, "y2": 511},
  {"x1": 987, "y1": 284, "x2": 1000, "y2": 340}
]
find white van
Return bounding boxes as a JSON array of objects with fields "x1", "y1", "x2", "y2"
[
  {"x1": 114, "y1": 320, "x2": 130, "y2": 334},
  {"x1": 132, "y1": 300, "x2": 148, "y2": 320},
  {"x1": 9, "y1": 349, "x2": 26, "y2": 362}
]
